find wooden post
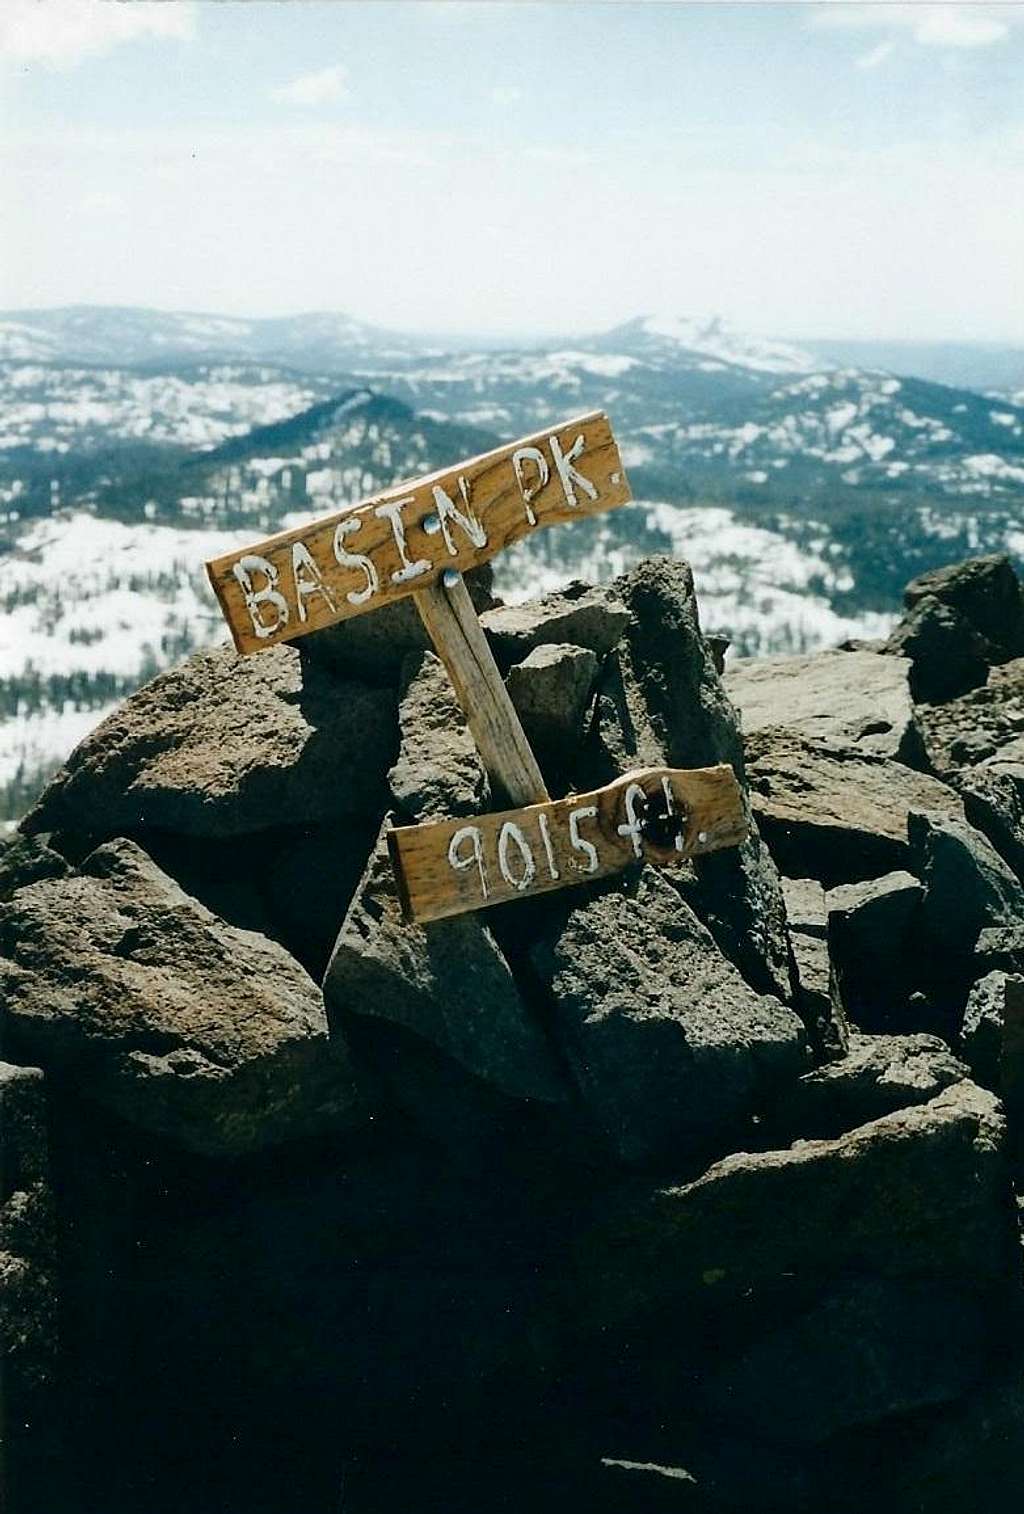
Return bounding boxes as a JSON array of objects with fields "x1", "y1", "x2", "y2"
[{"x1": 412, "y1": 574, "x2": 549, "y2": 808}]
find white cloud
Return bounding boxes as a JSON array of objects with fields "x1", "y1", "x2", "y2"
[
  {"x1": 814, "y1": 3, "x2": 1018, "y2": 49},
  {"x1": 491, "y1": 84, "x2": 523, "y2": 106},
  {"x1": 0, "y1": 0, "x2": 196, "y2": 69},
  {"x1": 855, "y1": 39, "x2": 895, "y2": 69},
  {"x1": 271, "y1": 63, "x2": 348, "y2": 108}
]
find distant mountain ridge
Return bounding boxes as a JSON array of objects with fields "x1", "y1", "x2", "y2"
[
  {"x1": 0, "y1": 306, "x2": 437, "y2": 371},
  {"x1": 2, "y1": 303, "x2": 1023, "y2": 822},
  {"x1": 4, "y1": 304, "x2": 1022, "y2": 395}
]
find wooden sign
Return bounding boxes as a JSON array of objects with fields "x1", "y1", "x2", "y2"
[
  {"x1": 388, "y1": 765, "x2": 748, "y2": 924},
  {"x1": 203, "y1": 409, "x2": 750, "y2": 925},
  {"x1": 206, "y1": 410, "x2": 630, "y2": 655}
]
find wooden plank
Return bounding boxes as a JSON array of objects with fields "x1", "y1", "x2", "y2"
[
  {"x1": 387, "y1": 765, "x2": 748, "y2": 924},
  {"x1": 206, "y1": 410, "x2": 631, "y2": 655},
  {"x1": 413, "y1": 575, "x2": 550, "y2": 808}
]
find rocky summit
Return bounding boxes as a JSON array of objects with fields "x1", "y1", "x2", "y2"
[{"x1": 2, "y1": 553, "x2": 1024, "y2": 1514}]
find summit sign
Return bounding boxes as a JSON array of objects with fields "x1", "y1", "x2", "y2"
[
  {"x1": 204, "y1": 409, "x2": 748, "y2": 924},
  {"x1": 206, "y1": 411, "x2": 630, "y2": 655}
]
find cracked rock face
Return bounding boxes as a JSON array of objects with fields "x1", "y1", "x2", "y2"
[
  {"x1": 579, "y1": 556, "x2": 793, "y2": 1001},
  {"x1": 22, "y1": 643, "x2": 397, "y2": 840},
  {"x1": 325, "y1": 821, "x2": 566, "y2": 1107},
  {"x1": 531, "y1": 866, "x2": 806, "y2": 1164},
  {"x1": 577, "y1": 1080, "x2": 1014, "y2": 1329},
  {"x1": 725, "y1": 648, "x2": 920, "y2": 762},
  {"x1": 479, "y1": 580, "x2": 630, "y2": 670},
  {"x1": 770, "y1": 1032, "x2": 968, "y2": 1142},
  {"x1": 506, "y1": 642, "x2": 599, "y2": 766},
  {"x1": 388, "y1": 650, "x2": 490, "y2": 823},
  {"x1": 961, "y1": 971, "x2": 1024, "y2": 1126},
  {"x1": 915, "y1": 657, "x2": 1024, "y2": 778},
  {"x1": 745, "y1": 730, "x2": 962, "y2": 886},
  {"x1": 0, "y1": 839, "x2": 363, "y2": 1156},
  {"x1": 959, "y1": 761, "x2": 1024, "y2": 885}
]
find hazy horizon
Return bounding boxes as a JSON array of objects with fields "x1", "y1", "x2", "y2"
[
  {"x1": 3, "y1": 2, "x2": 1023, "y2": 344},
  {"x1": 4, "y1": 298, "x2": 1024, "y2": 352}
]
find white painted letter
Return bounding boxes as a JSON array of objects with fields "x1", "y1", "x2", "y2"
[
  {"x1": 375, "y1": 497, "x2": 430, "y2": 585},
  {"x1": 448, "y1": 826, "x2": 488, "y2": 900},
  {"x1": 537, "y1": 812, "x2": 560, "y2": 880},
  {"x1": 617, "y1": 782, "x2": 648, "y2": 859},
  {"x1": 431, "y1": 475, "x2": 487, "y2": 556},
  {"x1": 232, "y1": 554, "x2": 289, "y2": 640},
  {"x1": 498, "y1": 822, "x2": 537, "y2": 892},
  {"x1": 569, "y1": 805, "x2": 599, "y2": 873},
  {"x1": 511, "y1": 446, "x2": 549, "y2": 526},
  {"x1": 291, "y1": 541, "x2": 337, "y2": 624},
  {"x1": 549, "y1": 432, "x2": 599, "y2": 509},
  {"x1": 333, "y1": 516, "x2": 379, "y2": 606}
]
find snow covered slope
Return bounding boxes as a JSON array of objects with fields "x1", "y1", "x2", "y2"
[
  {"x1": 2, "y1": 304, "x2": 1023, "y2": 821},
  {"x1": 1, "y1": 514, "x2": 248, "y2": 819}
]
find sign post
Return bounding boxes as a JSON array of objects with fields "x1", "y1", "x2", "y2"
[{"x1": 206, "y1": 410, "x2": 747, "y2": 922}]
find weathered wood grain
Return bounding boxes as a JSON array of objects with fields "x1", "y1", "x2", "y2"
[
  {"x1": 387, "y1": 765, "x2": 747, "y2": 924},
  {"x1": 206, "y1": 410, "x2": 631, "y2": 655},
  {"x1": 413, "y1": 575, "x2": 549, "y2": 808}
]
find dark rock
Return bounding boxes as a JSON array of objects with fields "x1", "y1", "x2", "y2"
[
  {"x1": 904, "y1": 552, "x2": 1024, "y2": 663},
  {"x1": 0, "y1": 1063, "x2": 59, "y2": 1495},
  {"x1": 97, "y1": 825, "x2": 277, "y2": 941},
  {"x1": 0, "y1": 838, "x2": 364, "y2": 1156},
  {"x1": 21, "y1": 643, "x2": 396, "y2": 841},
  {"x1": 781, "y1": 876, "x2": 846, "y2": 1059},
  {"x1": 259, "y1": 819, "x2": 381, "y2": 979},
  {"x1": 87, "y1": 816, "x2": 378, "y2": 984},
  {"x1": 577, "y1": 1080, "x2": 1014, "y2": 1330},
  {"x1": 915, "y1": 656, "x2": 1024, "y2": 776},
  {"x1": 974, "y1": 924, "x2": 1024, "y2": 978},
  {"x1": 479, "y1": 579, "x2": 630, "y2": 670},
  {"x1": 884, "y1": 594, "x2": 991, "y2": 703},
  {"x1": 725, "y1": 648, "x2": 919, "y2": 761},
  {"x1": 701, "y1": 1277, "x2": 987, "y2": 1446},
  {"x1": 530, "y1": 866, "x2": 805, "y2": 1165},
  {"x1": 605, "y1": 559, "x2": 744, "y2": 775},
  {"x1": 388, "y1": 649, "x2": 490, "y2": 822},
  {"x1": 745, "y1": 730, "x2": 962, "y2": 886},
  {"x1": 599, "y1": 1435, "x2": 813, "y2": 1514},
  {"x1": 872, "y1": 1357, "x2": 1024, "y2": 1512},
  {"x1": 910, "y1": 810, "x2": 1024, "y2": 968},
  {"x1": 0, "y1": 834, "x2": 69, "y2": 901},
  {"x1": 506, "y1": 642, "x2": 599, "y2": 765},
  {"x1": 579, "y1": 557, "x2": 792, "y2": 1002},
  {"x1": 959, "y1": 760, "x2": 1024, "y2": 883},
  {"x1": 301, "y1": 561, "x2": 495, "y2": 680},
  {"x1": 0, "y1": 1064, "x2": 57, "y2": 1375},
  {"x1": 826, "y1": 871, "x2": 924, "y2": 1030},
  {"x1": 324, "y1": 822, "x2": 566, "y2": 1109},
  {"x1": 961, "y1": 971, "x2": 1024, "y2": 1128},
  {"x1": 770, "y1": 1032, "x2": 967, "y2": 1142},
  {"x1": 681, "y1": 833, "x2": 793, "y2": 1006}
]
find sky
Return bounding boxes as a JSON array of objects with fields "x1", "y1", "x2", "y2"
[{"x1": 1, "y1": 0, "x2": 1023, "y2": 342}]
